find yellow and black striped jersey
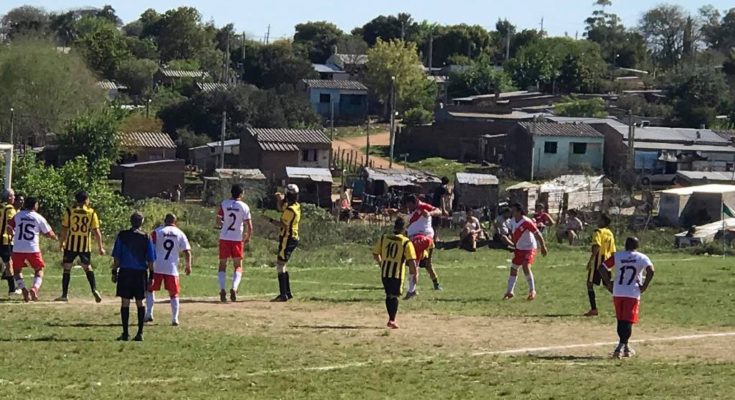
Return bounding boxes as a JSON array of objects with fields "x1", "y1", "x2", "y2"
[
  {"x1": 0, "y1": 203, "x2": 16, "y2": 246},
  {"x1": 372, "y1": 234, "x2": 417, "y2": 280},
  {"x1": 280, "y1": 203, "x2": 301, "y2": 240},
  {"x1": 592, "y1": 227, "x2": 616, "y2": 269},
  {"x1": 62, "y1": 205, "x2": 100, "y2": 253}
]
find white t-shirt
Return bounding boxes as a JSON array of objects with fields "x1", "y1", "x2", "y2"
[
  {"x1": 152, "y1": 225, "x2": 191, "y2": 276},
  {"x1": 407, "y1": 201, "x2": 436, "y2": 238},
  {"x1": 218, "y1": 199, "x2": 251, "y2": 242},
  {"x1": 603, "y1": 251, "x2": 654, "y2": 299},
  {"x1": 510, "y1": 216, "x2": 539, "y2": 251},
  {"x1": 494, "y1": 215, "x2": 511, "y2": 236},
  {"x1": 10, "y1": 210, "x2": 52, "y2": 253}
]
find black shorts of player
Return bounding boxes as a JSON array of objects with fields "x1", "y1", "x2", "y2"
[
  {"x1": 0, "y1": 245, "x2": 11, "y2": 263},
  {"x1": 63, "y1": 251, "x2": 92, "y2": 266},
  {"x1": 277, "y1": 237, "x2": 299, "y2": 262},
  {"x1": 418, "y1": 247, "x2": 433, "y2": 269},
  {"x1": 587, "y1": 266, "x2": 602, "y2": 286},
  {"x1": 116, "y1": 268, "x2": 148, "y2": 300},
  {"x1": 382, "y1": 277, "x2": 403, "y2": 298}
]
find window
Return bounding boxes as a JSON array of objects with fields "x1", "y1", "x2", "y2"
[
  {"x1": 319, "y1": 93, "x2": 331, "y2": 103},
  {"x1": 302, "y1": 149, "x2": 318, "y2": 162},
  {"x1": 348, "y1": 95, "x2": 362, "y2": 105},
  {"x1": 572, "y1": 143, "x2": 587, "y2": 154},
  {"x1": 544, "y1": 142, "x2": 558, "y2": 154}
]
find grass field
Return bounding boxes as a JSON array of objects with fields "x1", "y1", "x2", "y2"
[{"x1": 0, "y1": 229, "x2": 734, "y2": 399}]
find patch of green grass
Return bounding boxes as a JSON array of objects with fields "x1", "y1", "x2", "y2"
[
  {"x1": 406, "y1": 157, "x2": 482, "y2": 181},
  {"x1": 331, "y1": 123, "x2": 389, "y2": 139}
]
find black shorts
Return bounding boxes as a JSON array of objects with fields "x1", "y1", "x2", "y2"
[
  {"x1": 277, "y1": 237, "x2": 299, "y2": 262},
  {"x1": 382, "y1": 277, "x2": 403, "y2": 297},
  {"x1": 0, "y1": 245, "x2": 11, "y2": 263},
  {"x1": 63, "y1": 251, "x2": 92, "y2": 266},
  {"x1": 418, "y1": 247, "x2": 433, "y2": 269},
  {"x1": 588, "y1": 266, "x2": 602, "y2": 286},
  {"x1": 116, "y1": 268, "x2": 148, "y2": 300}
]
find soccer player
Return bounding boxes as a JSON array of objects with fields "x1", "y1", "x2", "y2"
[
  {"x1": 372, "y1": 217, "x2": 418, "y2": 329},
  {"x1": 56, "y1": 191, "x2": 105, "y2": 303},
  {"x1": 0, "y1": 189, "x2": 20, "y2": 296},
  {"x1": 271, "y1": 184, "x2": 300, "y2": 302},
  {"x1": 112, "y1": 212, "x2": 155, "y2": 341},
  {"x1": 598, "y1": 237, "x2": 655, "y2": 358},
  {"x1": 503, "y1": 203, "x2": 548, "y2": 301},
  {"x1": 216, "y1": 184, "x2": 253, "y2": 302},
  {"x1": 146, "y1": 214, "x2": 191, "y2": 326},
  {"x1": 584, "y1": 214, "x2": 616, "y2": 317},
  {"x1": 404, "y1": 194, "x2": 443, "y2": 299},
  {"x1": 7, "y1": 197, "x2": 58, "y2": 302}
]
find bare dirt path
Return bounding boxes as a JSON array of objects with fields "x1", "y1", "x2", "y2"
[{"x1": 332, "y1": 131, "x2": 392, "y2": 169}]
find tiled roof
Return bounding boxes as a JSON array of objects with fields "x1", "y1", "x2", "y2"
[
  {"x1": 517, "y1": 122, "x2": 603, "y2": 138},
  {"x1": 121, "y1": 132, "x2": 176, "y2": 149},
  {"x1": 97, "y1": 80, "x2": 127, "y2": 90},
  {"x1": 258, "y1": 142, "x2": 300, "y2": 152},
  {"x1": 303, "y1": 79, "x2": 367, "y2": 91},
  {"x1": 248, "y1": 128, "x2": 330, "y2": 145},
  {"x1": 159, "y1": 69, "x2": 209, "y2": 79}
]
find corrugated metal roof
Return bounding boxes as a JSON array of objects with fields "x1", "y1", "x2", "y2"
[
  {"x1": 626, "y1": 126, "x2": 728, "y2": 144},
  {"x1": 120, "y1": 159, "x2": 180, "y2": 168},
  {"x1": 630, "y1": 141, "x2": 735, "y2": 153},
  {"x1": 286, "y1": 167, "x2": 333, "y2": 183},
  {"x1": 312, "y1": 63, "x2": 344, "y2": 73},
  {"x1": 248, "y1": 128, "x2": 330, "y2": 145},
  {"x1": 196, "y1": 82, "x2": 230, "y2": 92},
  {"x1": 259, "y1": 142, "x2": 300, "y2": 152},
  {"x1": 518, "y1": 122, "x2": 603, "y2": 138},
  {"x1": 332, "y1": 54, "x2": 368, "y2": 65},
  {"x1": 365, "y1": 168, "x2": 441, "y2": 187},
  {"x1": 661, "y1": 184, "x2": 735, "y2": 195},
  {"x1": 303, "y1": 79, "x2": 368, "y2": 91},
  {"x1": 455, "y1": 172, "x2": 499, "y2": 186},
  {"x1": 506, "y1": 181, "x2": 539, "y2": 190},
  {"x1": 207, "y1": 139, "x2": 240, "y2": 148},
  {"x1": 97, "y1": 80, "x2": 127, "y2": 90},
  {"x1": 539, "y1": 175, "x2": 606, "y2": 193},
  {"x1": 676, "y1": 171, "x2": 735, "y2": 182},
  {"x1": 159, "y1": 69, "x2": 209, "y2": 78},
  {"x1": 545, "y1": 116, "x2": 627, "y2": 127},
  {"x1": 215, "y1": 169, "x2": 266, "y2": 180},
  {"x1": 121, "y1": 132, "x2": 176, "y2": 149},
  {"x1": 448, "y1": 111, "x2": 539, "y2": 121}
]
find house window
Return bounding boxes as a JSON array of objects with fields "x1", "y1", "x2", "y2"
[
  {"x1": 302, "y1": 149, "x2": 318, "y2": 162},
  {"x1": 319, "y1": 93, "x2": 331, "y2": 103},
  {"x1": 348, "y1": 95, "x2": 362, "y2": 105},
  {"x1": 544, "y1": 142, "x2": 558, "y2": 154},
  {"x1": 572, "y1": 143, "x2": 587, "y2": 154}
]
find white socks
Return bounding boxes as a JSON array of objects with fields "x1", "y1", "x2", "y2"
[
  {"x1": 171, "y1": 297, "x2": 180, "y2": 323},
  {"x1": 232, "y1": 271, "x2": 242, "y2": 292},
  {"x1": 145, "y1": 292, "x2": 155, "y2": 318},
  {"x1": 525, "y1": 271, "x2": 536, "y2": 293},
  {"x1": 217, "y1": 271, "x2": 226, "y2": 290},
  {"x1": 408, "y1": 275, "x2": 416, "y2": 293},
  {"x1": 506, "y1": 275, "x2": 517, "y2": 294},
  {"x1": 32, "y1": 276, "x2": 42, "y2": 290}
]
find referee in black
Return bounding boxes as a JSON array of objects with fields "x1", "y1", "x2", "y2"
[{"x1": 111, "y1": 212, "x2": 155, "y2": 341}]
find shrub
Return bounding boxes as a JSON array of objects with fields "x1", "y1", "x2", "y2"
[{"x1": 402, "y1": 107, "x2": 433, "y2": 127}]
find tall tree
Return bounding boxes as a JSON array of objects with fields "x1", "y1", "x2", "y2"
[
  {"x1": 666, "y1": 66, "x2": 730, "y2": 127},
  {"x1": 293, "y1": 21, "x2": 344, "y2": 63},
  {"x1": 236, "y1": 40, "x2": 316, "y2": 89},
  {"x1": 1, "y1": 6, "x2": 50, "y2": 40},
  {"x1": 357, "y1": 13, "x2": 419, "y2": 46},
  {"x1": 447, "y1": 56, "x2": 515, "y2": 98},
  {"x1": 74, "y1": 17, "x2": 131, "y2": 78},
  {"x1": 431, "y1": 24, "x2": 492, "y2": 66},
  {"x1": 639, "y1": 4, "x2": 688, "y2": 68},
  {"x1": 155, "y1": 7, "x2": 208, "y2": 62}
]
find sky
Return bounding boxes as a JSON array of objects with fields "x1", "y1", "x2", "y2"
[{"x1": 1, "y1": 0, "x2": 733, "y2": 41}]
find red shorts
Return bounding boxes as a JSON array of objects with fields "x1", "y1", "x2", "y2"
[
  {"x1": 613, "y1": 296, "x2": 640, "y2": 324},
  {"x1": 411, "y1": 235, "x2": 434, "y2": 264},
  {"x1": 512, "y1": 249, "x2": 536, "y2": 266},
  {"x1": 148, "y1": 273, "x2": 180, "y2": 296},
  {"x1": 219, "y1": 240, "x2": 243, "y2": 260},
  {"x1": 11, "y1": 252, "x2": 45, "y2": 271}
]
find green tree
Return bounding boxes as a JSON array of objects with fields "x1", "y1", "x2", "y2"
[
  {"x1": 665, "y1": 66, "x2": 730, "y2": 127},
  {"x1": 431, "y1": 24, "x2": 493, "y2": 66},
  {"x1": 584, "y1": 0, "x2": 646, "y2": 68},
  {"x1": 1, "y1": 6, "x2": 50, "y2": 40},
  {"x1": 74, "y1": 16, "x2": 131, "y2": 78},
  {"x1": 554, "y1": 97, "x2": 608, "y2": 117},
  {"x1": 639, "y1": 4, "x2": 688, "y2": 69},
  {"x1": 155, "y1": 7, "x2": 208, "y2": 62},
  {"x1": 236, "y1": 40, "x2": 317, "y2": 89},
  {"x1": 115, "y1": 58, "x2": 159, "y2": 99},
  {"x1": 356, "y1": 13, "x2": 419, "y2": 46},
  {"x1": 447, "y1": 57, "x2": 515, "y2": 98},
  {"x1": 294, "y1": 21, "x2": 344, "y2": 63},
  {"x1": 557, "y1": 44, "x2": 606, "y2": 93},
  {"x1": 57, "y1": 107, "x2": 124, "y2": 167},
  {"x1": 125, "y1": 36, "x2": 159, "y2": 60}
]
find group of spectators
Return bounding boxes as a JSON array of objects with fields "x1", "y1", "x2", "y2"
[{"x1": 493, "y1": 204, "x2": 586, "y2": 248}]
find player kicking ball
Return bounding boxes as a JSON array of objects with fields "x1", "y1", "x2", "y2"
[
  {"x1": 7, "y1": 197, "x2": 57, "y2": 302},
  {"x1": 503, "y1": 203, "x2": 547, "y2": 301},
  {"x1": 215, "y1": 185, "x2": 253, "y2": 302},
  {"x1": 403, "y1": 194, "x2": 443, "y2": 299},
  {"x1": 146, "y1": 214, "x2": 192, "y2": 326},
  {"x1": 598, "y1": 237, "x2": 655, "y2": 359}
]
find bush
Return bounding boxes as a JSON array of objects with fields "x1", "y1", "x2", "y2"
[{"x1": 402, "y1": 107, "x2": 433, "y2": 127}]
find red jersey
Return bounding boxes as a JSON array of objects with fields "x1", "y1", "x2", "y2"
[
  {"x1": 407, "y1": 201, "x2": 436, "y2": 238},
  {"x1": 510, "y1": 216, "x2": 539, "y2": 251}
]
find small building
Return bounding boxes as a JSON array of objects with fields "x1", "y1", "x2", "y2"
[
  {"x1": 155, "y1": 69, "x2": 210, "y2": 86},
  {"x1": 507, "y1": 175, "x2": 607, "y2": 216},
  {"x1": 453, "y1": 172, "x2": 499, "y2": 210},
  {"x1": 202, "y1": 168, "x2": 268, "y2": 206},
  {"x1": 364, "y1": 168, "x2": 441, "y2": 197},
  {"x1": 189, "y1": 139, "x2": 240, "y2": 174},
  {"x1": 312, "y1": 63, "x2": 349, "y2": 80},
  {"x1": 303, "y1": 79, "x2": 368, "y2": 121},
  {"x1": 658, "y1": 184, "x2": 735, "y2": 227},
  {"x1": 239, "y1": 128, "x2": 331, "y2": 182},
  {"x1": 506, "y1": 182, "x2": 541, "y2": 215},
  {"x1": 505, "y1": 122, "x2": 605, "y2": 180},
  {"x1": 285, "y1": 167, "x2": 333, "y2": 207},
  {"x1": 120, "y1": 131, "x2": 177, "y2": 163},
  {"x1": 325, "y1": 53, "x2": 368, "y2": 78},
  {"x1": 120, "y1": 159, "x2": 185, "y2": 200},
  {"x1": 676, "y1": 171, "x2": 735, "y2": 186},
  {"x1": 97, "y1": 80, "x2": 127, "y2": 100}
]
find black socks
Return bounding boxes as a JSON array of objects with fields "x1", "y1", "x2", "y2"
[
  {"x1": 62, "y1": 272, "x2": 71, "y2": 297},
  {"x1": 137, "y1": 306, "x2": 146, "y2": 336},
  {"x1": 588, "y1": 289, "x2": 597, "y2": 310},
  {"x1": 85, "y1": 270, "x2": 97, "y2": 291},
  {"x1": 121, "y1": 307, "x2": 130, "y2": 337},
  {"x1": 385, "y1": 297, "x2": 399, "y2": 321}
]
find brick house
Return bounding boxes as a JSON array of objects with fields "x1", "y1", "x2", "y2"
[{"x1": 239, "y1": 128, "x2": 331, "y2": 181}]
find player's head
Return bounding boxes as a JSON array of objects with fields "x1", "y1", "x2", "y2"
[
  {"x1": 624, "y1": 237, "x2": 640, "y2": 251},
  {"x1": 286, "y1": 184, "x2": 299, "y2": 204},
  {"x1": 75, "y1": 191, "x2": 89, "y2": 205},
  {"x1": 393, "y1": 217, "x2": 406, "y2": 234},
  {"x1": 510, "y1": 202, "x2": 525, "y2": 217},
  {"x1": 164, "y1": 213, "x2": 177, "y2": 226},
  {"x1": 231, "y1": 184, "x2": 243, "y2": 199},
  {"x1": 441, "y1": 176, "x2": 450, "y2": 185},
  {"x1": 535, "y1": 203, "x2": 545, "y2": 212},
  {"x1": 23, "y1": 197, "x2": 39, "y2": 211},
  {"x1": 130, "y1": 212, "x2": 145, "y2": 229},
  {"x1": 404, "y1": 194, "x2": 419, "y2": 211},
  {"x1": 598, "y1": 214, "x2": 611, "y2": 228},
  {"x1": 14, "y1": 193, "x2": 24, "y2": 210},
  {"x1": 1, "y1": 188, "x2": 14, "y2": 204},
  {"x1": 501, "y1": 207, "x2": 511, "y2": 218}
]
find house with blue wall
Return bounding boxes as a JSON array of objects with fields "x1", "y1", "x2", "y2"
[
  {"x1": 303, "y1": 79, "x2": 368, "y2": 122},
  {"x1": 505, "y1": 122, "x2": 605, "y2": 179}
]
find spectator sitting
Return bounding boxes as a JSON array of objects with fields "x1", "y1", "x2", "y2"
[
  {"x1": 557, "y1": 209, "x2": 584, "y2": 245},
  {"x1": 460, "y1": 209, "x2": 482, "y2": 252},
  {"x1": 492, "y1": 207, "x2": 513, "y2": 249},
  {"x1": 532, "y1": 204, "x2": 555, "y2": 232}
]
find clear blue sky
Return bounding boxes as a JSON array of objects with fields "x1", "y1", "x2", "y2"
[{"x1": 1, "y1": 0, "x2": 733, "y2": 40}]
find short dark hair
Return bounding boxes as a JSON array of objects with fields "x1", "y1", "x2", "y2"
[
  {"x1": 441, "y1": 177, "x2": 450, "y2": 185},
  {"x1": 500, "y1": 207, "x2": 511, "y2": 215},
  {"x1": 625, "y1": 237, "x2": 640, "y2": 251},
  {"x1": 75, "y1": 191, "x2": 88, "y2": 204},
  {"x1": 568, "y1": 209, "x2": 578, "y2": 216},
  {"x1": 23, "y1": 197, "x2": 38, "y2": 211},
  {"x1": 231, "y1": 184, "x2": 243, "y2": 198},
  {"x1": 130, "y1": 212, "x2": 144, "y2": 229},
  {"x1": 286, "y1": 191, "x2": 298, "y2": 204},
  {"x1": 164, "y1": 213, "x2": 177, "y2": 225},
  {"x1": 510, "y1": 202, "x2": 525, "y2": 215},
  {"x1": 393, "y1": 217, "x2": 406, "y2": 233},
  {"x1": 404, "y1": 194, "x2": 419, "y2": 205},
  {"x1": 599, "y1": 214, "x2": 612, "y2": 227}
]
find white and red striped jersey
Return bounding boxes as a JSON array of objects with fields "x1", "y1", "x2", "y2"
[
  {"x1": 510, "y1": 216, "x2": 539, "y2": 251},
  {"x1": 407, "y1": 201, "x2": 436, "y2": 238}
]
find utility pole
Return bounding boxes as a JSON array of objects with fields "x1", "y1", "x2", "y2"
[
  {"x1": 265, "y1": 24, "x2": 271, "y2": 44},
  {"x1": 505, "y1": 30, "x2": 511, "y2": 62},
  {"x1": 401, "y1": 21, "x2": 405, "y2": 41},
  {"x1": 9, "y1": 107, "x2": 15, "y2": 146},
  {"x1": 627, "y1": 109, "x2": 636, "y2": 170},
  {"x1": 540, "y1": 17, "x2": 544, "y2": 36},
  {"x1": 365, "y1": 117, "x2": 371, "y2": 167},
  {"x1": 330, "y1": 100, "x2": 335, "y2": 141},
  {"x1": 220, "y1": 32, "x2": 230, "y2": 169},
  {"x1": 389, "y1": 76, "x2": 396, "y2": 169},
  {"x1": 427, "y1": 33, "x2": 434, "y2": 70}
]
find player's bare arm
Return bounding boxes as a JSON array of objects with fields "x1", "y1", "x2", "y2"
[
  {"x1": 427, "y1": 208, "x2": 442, "y2": 218},
  {"x1": 93, "y1": 228, "x2": 106, "y2": 256},
  {"x1": 587, "y1": 244, "x2": 600, "y2": 270},
  {"x1": 111, "y1": 257, "x2": 120, "y2": 283},
  {"x1": 243, "y1": 219, "x2": 253, "y2": 244},
  {"x1": 640, "y1": 265, "x2": 655, "y2": 294},
  {"x1": 534, "y1": 231, "x2": 548, "y2": 256},
  {"x1": 45, "y1": 230, "x2": 58, "y2": 241},
  {"x1": 275, "y1": 192, "x2": 285, "y2": 212},
  {"x1": 597, "y1": 265, "x2": 613, "y2": 293},
  {"x1": 372, "y1": 252, "x2": 382, "y2": 266},
  {"x1": 183, "y1": 249, "x2": 192, "y2": 276},
  {"x1": 59, "y1": 226, "x2": 68, "y2": 251}
]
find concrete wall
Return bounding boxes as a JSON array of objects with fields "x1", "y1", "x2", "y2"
[
  {"x1": 308, "y1": 88, "x2": 367, "y2": 119},
  {"x1": 121, "y1": 159, "x2": 185, "y2": 199},
  {"x1": 532, "y1": 137, "x2": 604, "y2": 178},
  {"x1": 505, "y1": 125, "x2": 534, "y2": 179},
  {"x1": 398, "y1": 120, "x2": 516, "y2": 161}
]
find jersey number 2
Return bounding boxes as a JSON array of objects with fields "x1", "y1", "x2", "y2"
[{"x1": 227, "y1": 213, "x2": 237, "y2": 231}]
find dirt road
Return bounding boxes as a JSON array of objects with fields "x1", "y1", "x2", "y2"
[{"x1": 332, "y1": 131, "x2": 391, "y2": 169}]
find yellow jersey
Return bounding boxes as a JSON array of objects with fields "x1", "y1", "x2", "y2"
[
  {"x1": 0, "y1": 203, "x2": 16, "y2": 246},
  {"x1": 591, "y1": 227, "x2": 616, "y2": 269},
  {"x1": 372, "y1": 234, "x2": 417, "y2": 280},
  {"x1": 62, "y1": 205, "x2": 100, "y2": 253},
  {"x1": 280, "y1": 202, "x2": 301, "y2": 241}
]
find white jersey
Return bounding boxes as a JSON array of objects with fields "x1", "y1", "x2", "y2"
[
  {"x1": 152, "y1": 225, "x2": 191, "y2": 276},
  {"x1": 10, "y1": 210, "x2": 52, "y2": 253},
  {"x1": 218, "y1": 199, "x2": 251, "y2": 242},
  {"x1": 510, "y1": 216, "x2": 539, "y2": 251},
  {"x1": 603, "y1": 251, "x2": 654, "y2": 299},
  {"x1": 407, "y1": 201, "x2": 436, "y2": 238}
]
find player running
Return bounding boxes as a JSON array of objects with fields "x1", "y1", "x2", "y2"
[
  {"x1": 7, "y1": 197, "x2": 58, "y2": 302},
  {"x1": 216, "y1": 184, "x2": 253, "y2": 302},
  {"x1": 56, "y1": 191, "x2": 105, "y2": 303},
  {"x1": 598, "y1": 237, "x2": 655, "y2": 359},
  {"x1": 271, "y1": 184, "x2": 301, "y2": 302},
  {"x1": 404, "y1": 194, "x2": 443, "y2": 299},
  {"x1": 145, "y1": 214, "x2": 192, "y2": 326},
  {"x1": 503, "y1": 203, "x2": 547, "y2": 301},
  {"x1": 584, "y1": 214, "x2": 616, "y2": 316},
  {"x1": 372, "y1": 217, "x2": 418, "y2": 329},
  {"x1": 0, "y1": 189, "x2": 20, "y2": 296}
]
